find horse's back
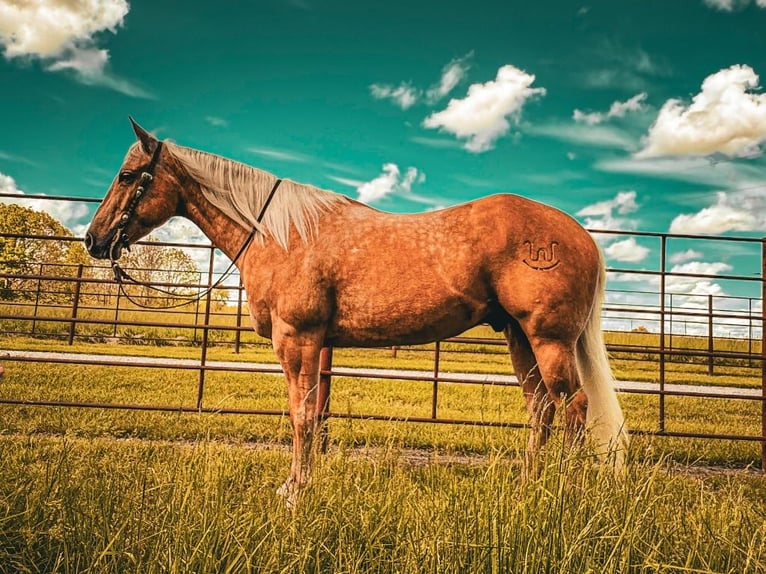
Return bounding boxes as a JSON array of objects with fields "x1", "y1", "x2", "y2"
[{"x1": 316, "y1": 193, "x2": 600, "y2": 345}]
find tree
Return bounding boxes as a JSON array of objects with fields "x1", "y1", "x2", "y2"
[{"x1": 0, "y1": 202, "x2": 90, "y2": 301}]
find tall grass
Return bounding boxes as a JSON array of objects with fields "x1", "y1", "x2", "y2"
[{"x1": 1, "y1": 434, "x2": 765, "y2": 573}]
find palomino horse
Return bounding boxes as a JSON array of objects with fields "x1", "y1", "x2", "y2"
[{"x1": 86, "y1": 120, "x2": 628, "y2": 504}]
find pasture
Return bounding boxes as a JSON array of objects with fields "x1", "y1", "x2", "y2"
[
  {"x1": 2, "y1": 416, "x2": 766, "y2": 572},
  {"x1": 1, "y1": 325, "x2": 766, "y2": 572}
]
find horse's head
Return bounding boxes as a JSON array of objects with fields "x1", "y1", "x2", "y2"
[{"x1": 85, "y1": 119, "x2": 181, "y2": 260}]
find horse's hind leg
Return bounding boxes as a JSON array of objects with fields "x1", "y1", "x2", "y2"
[
  {"x1": 503, "y1": 322, "x2": 554, "y2": 474},
  {"x1": 526, "y1": 336, "x2": 588, "y2": 445}
]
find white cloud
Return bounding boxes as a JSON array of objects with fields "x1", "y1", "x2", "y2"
[
  {"x1": 604, "y1": 237, "x2": 650, "y2": 263},
  {"x1": 0, "y1": 0, "x2": 150, "y2": 97},
  {"x1": 528, "y1": 122, "x2": 637, "y2": 150},
  {"x1": 665, "y1": 261, "x2": 733, "y2": 298},
  {"x1": 369, "y1": 83, "x2": 420, "y2": 110},
  {"x1": 0, "y1": 170, "x2": 90, "y2": 231},
  {"x1": 356, "y1": 164, "x2": 424, "y2": 204},
  {"x1": 247, "y1": 146, "x2": 310, "y2": 163},
  {"x1": 703, "y1": 0, "x2": 766, "y2": 10},
  {"x1": 638, "y1": 65, "x2": 766, "y2": 158},
  {"x1": 0, "y1": 0, "x2": 128, "y2": 59},
  {"x1": 370, "y1": 53, "x2": 471, "y2": 110},
  {"x1": 205, "y1": 116, "x2": 229, "y2": 128},
  {"x1": 669, "y1": 249, "x2": 703, "y2": 264},
  {"x1": 573, "y1": 93, "x2": 648, "y2": 125},
  {"x1": 670, "y1": 260, "x2": 733, "y2": 276},
  {"x1": 669, "y1": 190, "x2": 766, "y2": 234},
  {"x1": 577, "y1": 190, "x2": 640, "y2": 230},
  {"x1": 426, "y1": 53, "x2": 472, "y2": 102},
  {"x1": 423, "y1": 65, "x2": 546, "y2": 152}
]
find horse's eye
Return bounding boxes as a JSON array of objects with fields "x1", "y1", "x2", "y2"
[{"x1": 119, "y1": 171, "x2": 136, "y2": 183}]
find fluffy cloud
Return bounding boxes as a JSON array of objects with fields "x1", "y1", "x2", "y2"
[
  {"x1": 577, "y1": 190, "x2": 640, "y2": 230},
  {"x1": 370, "y1": 53, "x2": 471, "y2": 110},
  {"x1": 604, "y1": 237, "x2": 650, "y2": 263},
  {"x1": 423, "y1": 65, "x2": 546, "y2": 152},
  {"x1": 668, "y1": 249, "x2": 704, "y2": 264},
  {"x1": 703, "y1": 0, "x2": 766, "y2": 10},
  {"x1": 665, "y1": 261, "x2": 733, "y2": 297},
  {"x1": 0, "y1": 170, "x2": 90, "y2": 232},
  {"x1": 356, "y1": 164, "x2": 424, "y2": 204},
  {"x1": 669, "y1": 190, "x2": 766, "y2": 234},
  {"x1": 0, "y1": 0, "x2": 149, "y2": 97},
  {"x1": 369, "y1": 83, "x2": 420, "y2": 110},
  {"x1": 573, "y1": 93, "x2": 648, "y2": 125},
  {"x1": 426, "y1": 53, "x2": 472, "y2": 102},
  {"x1": 638, "y1": 65, "x2": 766, "y2": 158},
  {"x1": 0, "y1": 0, "x2": 127, "y2": 59}
]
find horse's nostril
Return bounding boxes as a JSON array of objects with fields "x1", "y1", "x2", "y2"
[{"x1": 84, "y1": 232, "x2": 94, "y2": 251}]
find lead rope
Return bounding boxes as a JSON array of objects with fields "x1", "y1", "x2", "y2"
[{"x1": 111, "y1": 177, "x2": 282, "y2": 310}]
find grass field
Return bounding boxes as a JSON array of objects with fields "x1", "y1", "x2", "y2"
[
  {"x1": 2, "y1": 434, "x2": 766, "y2": 573},
  {"x1": 2, "y1": 303, "x2": 766, "y2": 572}
]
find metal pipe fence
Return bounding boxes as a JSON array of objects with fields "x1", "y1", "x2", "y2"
[{"x1": 0, "y1": 194, "x2": 764, "y2": 467}]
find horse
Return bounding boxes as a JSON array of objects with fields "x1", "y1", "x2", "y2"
[{"x1": 85, "y1": 119, "x2": 628, "y2": 505}]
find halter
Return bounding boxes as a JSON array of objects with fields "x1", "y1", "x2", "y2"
[
  {"x1": 109, "y1": 140, "x2": 164, "y2": 262},
  {"x1": 109, "y1": 139, "x2": 283, "y2": 309}
]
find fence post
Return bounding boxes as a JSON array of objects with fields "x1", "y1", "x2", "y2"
[
  {"x1": 196, "y1": 249, "x2": 215, "y2": 411},
  {"x1": 317, "y1": 346, "x2": 333, "y2": 453},
  {"x1": 749, "y1": 297, "x2": 754, "y2": 369},
  {"x1": 761, "y1": 238, "x2": 765, "y2": 471},
  {"x1": 431, "y1": 340, "x2": 441, "y2": 419},
  {"x1": 193, "y1": 271, "x2": 202, "y2": 344},
  {"x1": 659, "y1": 236, "x2": 666, "y2": 433},
  {"x1": 68, "y1": 264, "x2": 84, "y2": 346},
  {"x1": 708, "y1": 294, "x2": 715, "y2": 376},
  {"x1": 32, "y1": 262, "x2": 43, "y2": 336},
  {"x1": 668, "y1": 293, "x2": 673, "y2": 354},
  {"x1": 235, "y1": 275, "x2": 244, "y2": 354}
]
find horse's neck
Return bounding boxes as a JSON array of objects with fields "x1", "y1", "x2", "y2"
[{"x1": 179, "y1": 180, "x2": 252, "y2": 261}]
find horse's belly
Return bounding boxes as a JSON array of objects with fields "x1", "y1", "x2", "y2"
[{"x1": 327, "y1": 293, "x2": 490, "y2": 347}]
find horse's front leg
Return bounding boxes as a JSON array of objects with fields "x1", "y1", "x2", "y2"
[{"x1": 272, "y1": 319, "x2": 325, "y2": 507}]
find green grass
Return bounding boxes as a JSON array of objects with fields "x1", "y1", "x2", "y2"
[
  {"x1": 1, "y1": 434, "x2": 765, "y2": 573},
  {"x1": 2, "y1": 308, "x2": 766, "y2": 572}
]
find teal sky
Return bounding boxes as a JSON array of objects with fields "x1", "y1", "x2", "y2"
[{"x1": 1, "y1": 0, "x2": 765, "y2": 326}]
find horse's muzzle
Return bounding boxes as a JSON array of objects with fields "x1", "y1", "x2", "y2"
[{"x1": 84, "y1": 230, "x2": 120, "y2": 260}]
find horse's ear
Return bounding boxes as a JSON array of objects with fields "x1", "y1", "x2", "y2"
[{"x1": 129, "y1": 116, "x2": 159, "y2": 156}]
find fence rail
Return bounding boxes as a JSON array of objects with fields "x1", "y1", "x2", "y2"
[{"x1": 1, "y1": 194, "x2": 764, "y2": 467}]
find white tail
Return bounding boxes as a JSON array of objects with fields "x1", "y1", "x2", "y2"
[{"x1": 575, "y1": 247, "x2": 629, "y2": 467}]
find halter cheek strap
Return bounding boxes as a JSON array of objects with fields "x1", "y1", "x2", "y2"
[{"x1": 109, "y1": 140, "x2": 164, "y2": 263}]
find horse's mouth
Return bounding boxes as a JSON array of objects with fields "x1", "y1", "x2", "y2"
[{"x1": 84, "y1": 230, "x2": 125, "y2": 261}]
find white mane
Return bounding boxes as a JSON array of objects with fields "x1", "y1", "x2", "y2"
[{"x1": 163, "y1": 142, "x2": 348, "y2": 250}]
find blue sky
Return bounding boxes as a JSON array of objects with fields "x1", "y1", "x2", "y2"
[{"x1": 1, "y1": 0, "x2": 765, "y2": 327}]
